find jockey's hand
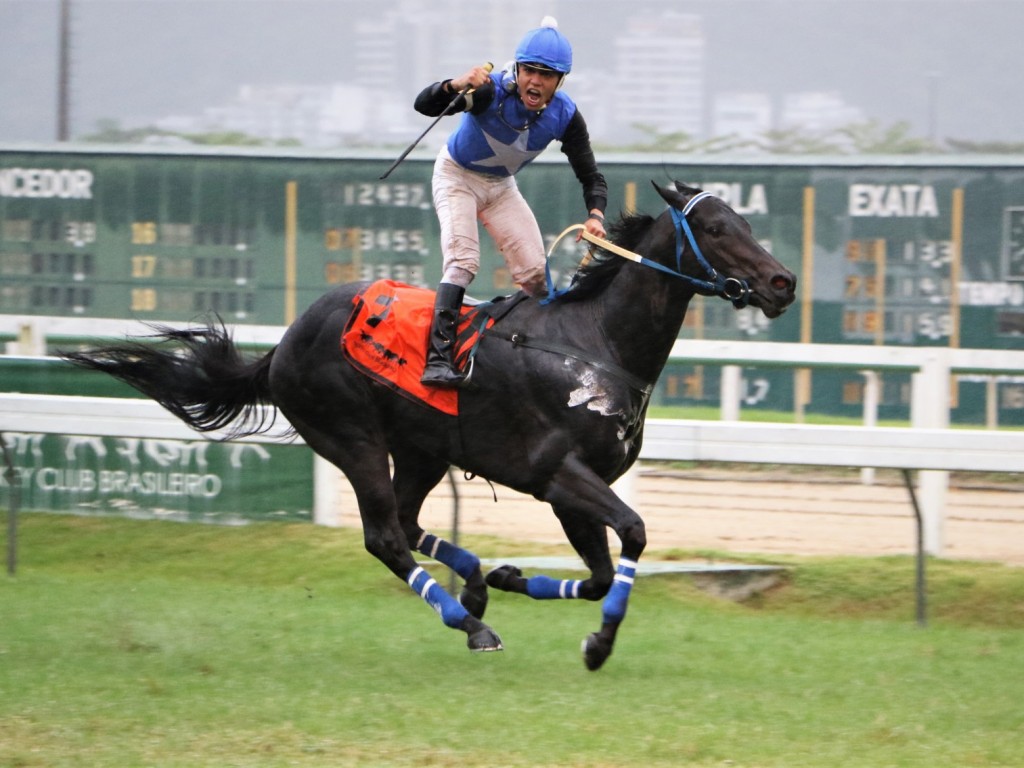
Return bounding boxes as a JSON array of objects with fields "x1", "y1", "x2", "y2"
[
  {"x1": 578, "y1": 212, "x2": 606, "y2": 242},
  {"x1": 450, "y1": 66, "x2": 492, "y2": 93}
]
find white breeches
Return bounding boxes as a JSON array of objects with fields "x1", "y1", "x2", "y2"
[{"x1": 432, "y1": 147, "x2": 546, "y2": 295}]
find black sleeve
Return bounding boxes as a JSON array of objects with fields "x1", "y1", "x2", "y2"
[
  {"x1": 414, "y1": 80, "x2": 496, "y2": 117},
  {"x1": 560, "y1": 110, "x2": 608, "y2": 215}
]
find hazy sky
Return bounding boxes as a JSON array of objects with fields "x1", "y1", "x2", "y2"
[{"x1": 2, "y1": 0, "x2": 1022, "y2": 146}]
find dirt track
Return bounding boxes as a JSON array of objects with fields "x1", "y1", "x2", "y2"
[{"x1": 328, "y1": 463, "x2": 1024, "y2": 566}]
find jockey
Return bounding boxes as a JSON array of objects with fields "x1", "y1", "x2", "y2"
[{"x1": 414, "y1": 16, "x2": 608, "y2": 388}]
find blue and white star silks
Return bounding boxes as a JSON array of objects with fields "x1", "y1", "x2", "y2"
[
  {"x1": 473, "y1": 129, "x2": 543, "y2": 175},
  {"x1": 445, "y1": 74, "x2": 577, "y2": 179}
]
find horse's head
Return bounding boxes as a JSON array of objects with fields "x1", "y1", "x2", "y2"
[{"x1": 654, "y1": 181, "x2": 797, "y2": 319}]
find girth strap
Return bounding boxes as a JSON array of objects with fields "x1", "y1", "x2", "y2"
[{"x1": 488, "y1": 328, "x2": 651, "y2": 396}]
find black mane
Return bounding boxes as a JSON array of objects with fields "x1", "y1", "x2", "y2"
[{"x1": 556, "y1": 212, "x2": 656, "y2": 302}]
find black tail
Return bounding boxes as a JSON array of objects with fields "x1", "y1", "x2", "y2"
[{"x1": 62, "y1": 321, "x2": 281, "y2": 440}]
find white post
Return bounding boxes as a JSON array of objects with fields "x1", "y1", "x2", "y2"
[
  {"x1": 860, "y1": 370, "x2": 879, "y2": 485},
  {"x1": 612, "y1": 465, "x2": 638, "y2": 510},
  {"x1": 6, "y1": 321, "x2": 45, "y2": 356},
  {"x1": 312, "y1": 455, "x2": 341, "y2": 526},
  {"x1": 986, "y1": 377, "x2": 999, "y2": 429},
  {"x1": 910, "y1": 351, "x2": 950, "y2": 556},
  {"x1": 721, "y1": 365, "x2": 742, "y2": 422}
]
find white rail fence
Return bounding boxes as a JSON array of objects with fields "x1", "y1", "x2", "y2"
[
  {"x1": 652, "y1": 339, "x2": 1024, "y2": 554},
  {"x1": 3, "y1": 315, "x2": 1024, "y2": 561}
]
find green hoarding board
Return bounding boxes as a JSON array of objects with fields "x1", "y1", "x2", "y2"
[
  {"x1": 2, "y1": 146, "x2": 1023, "y2": 426},
  {"x1": 0, "y1": 357, "x2": 314, "y2": 522},
  {"x1": 1, "y1": 430, "x2": 313, "y2": 523}
]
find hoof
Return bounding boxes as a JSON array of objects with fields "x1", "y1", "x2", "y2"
[
  {"x1": 582, "y1": 632, "x2": 612, "y2": 671},
  {"x1": 460, "y1": 615, "x2": 504, "y2": 653},
  {"x1": 459, "y1": 583, "x2": 488, "y2": 620},
  {"x1": 467, "y1": 626, "x2": 504, "y2": 653},
  {"x1": 485, "y1": 564, "x2": 526, "y2": 593}
]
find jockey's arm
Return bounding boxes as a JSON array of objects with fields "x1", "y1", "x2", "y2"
[
  {"x1": 414, "y1": 75, "x2": 496, "y2": 117},
  {"x1": 561, "y1": 110, "x2": 608, "y2": 235}
]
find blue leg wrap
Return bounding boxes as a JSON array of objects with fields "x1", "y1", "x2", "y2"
[
  {"x1": 416, "y1": 533, "x2": 480, "y2": 580},
  {"x1": 601, "y1": 558, "x2": 638, "y2": 625},
  {"x1": 407, "y1": 566, "x2": 469, "y2": 628},
  {"x1": 526, "y1": 575, "x2": 584, "y2": 600}
]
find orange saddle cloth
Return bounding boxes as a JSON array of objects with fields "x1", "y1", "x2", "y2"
[{"x1": 340, "y1": 280, "x2": 493, "y2": 416}]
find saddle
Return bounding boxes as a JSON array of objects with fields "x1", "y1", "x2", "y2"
[{"x1": 341, "y1": 279, "x2": 525, "y2": 415}]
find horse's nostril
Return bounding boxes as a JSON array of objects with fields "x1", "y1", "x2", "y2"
[{"x1": 771, "y1": 275, "x2": 793, "y2": 291}]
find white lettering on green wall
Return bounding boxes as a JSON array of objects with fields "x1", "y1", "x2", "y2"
[
  {"x1": 849, "y1": 183, "x2": 939, "y2": 217},
  {"x1": 0, "y1": 168, "x2": 94, "y2": 199}
]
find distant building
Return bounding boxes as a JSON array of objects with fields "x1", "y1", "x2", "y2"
[
  {"x1": 349, "y1": 1, "x2": 554, "y2": 150},
  {"x1": 611, "y1": 13, "x2": 705, "y2": 144},
  {"x1": 151, "y1": 6, "x2": 710, "y2": 150},
  {"x1": 780, "y1": 91, "x2": 865, "y2": 136},
  {"x1": 712, "y1": 93, "x2": 773, "y2": 149},
  {"x1": 156, "y1": 84, "x2": 375, "y2": 147}
]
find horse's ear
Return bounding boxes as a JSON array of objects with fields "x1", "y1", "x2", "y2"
[
  {"x1": 673, "y1": 180, "x2": 702, "y2": 196},
  {"x1": 652, "y1": 180, "x2": 684, "y2": 208},
  {"x1": 652, "y1": 180, "x2": 701, "y2": 209}
]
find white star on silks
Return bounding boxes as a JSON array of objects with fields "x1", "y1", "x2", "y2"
[{"x1": 473, "y1": 129, "x2": 542, "y2": 175}]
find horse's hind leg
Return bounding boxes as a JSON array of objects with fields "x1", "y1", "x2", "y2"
[
  {"x1": 286, "y1": 413, "x2": 501, "y2": 652},
  {"x1": 391, "y1": 447, "x2": 489, "y2": 619}
]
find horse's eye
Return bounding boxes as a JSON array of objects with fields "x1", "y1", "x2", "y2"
[{"x1": 706, "y1": 225, "x2": 721, "y2": 237}]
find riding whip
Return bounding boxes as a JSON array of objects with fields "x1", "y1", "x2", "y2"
[{"x1": 380, "y1": 62, "x2": 493, "y2": 180}]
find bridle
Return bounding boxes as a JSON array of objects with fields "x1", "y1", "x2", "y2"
[{"x1": 543, "y1": 191, "x2": 753, "y2": 308}]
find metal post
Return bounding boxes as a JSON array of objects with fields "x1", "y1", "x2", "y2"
[
  {"x1": 902, "y1": 469, "x2": 927, "y2": 628},
  {"x1": 57, "y1": 0, "x2": 71, "y2": 141},
  {"x1": 1, "y1": 432, "x2": 20, "y2": 577},
  {"x1": 926, "y1": 71, "x2": 940, "y2": 145},
  {"x1": 447, "y1": 468, "x2": 460, "y2": 595}
]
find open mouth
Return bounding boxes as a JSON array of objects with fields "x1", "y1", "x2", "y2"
[{"x1": 523, "y1": 88, "x2": 545, "y2": 109}]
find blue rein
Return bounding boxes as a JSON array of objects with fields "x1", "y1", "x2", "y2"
[{"x1": 546, "y1": 191, "x2": 752, "y2": 308}]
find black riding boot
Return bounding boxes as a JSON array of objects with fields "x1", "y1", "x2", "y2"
[{"x1": 421, "y1": 282, "x2": 467, "y2": 388}]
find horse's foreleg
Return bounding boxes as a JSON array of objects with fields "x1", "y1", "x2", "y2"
[
  {"x1": 541, "y1": 457, "x2": 647, "y2": 671},
  {"x1": 486, "y1": 564, "x2": 585, "y2": 599},
  {"x1": 486, "y1": 505, "x2": 612, "y2": 603},
  {"x1": 582, "y1": 555, "x2": 639, "y2": 671}
]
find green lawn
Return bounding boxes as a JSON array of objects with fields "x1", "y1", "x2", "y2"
[{"x1": 2, "y1": 513, "x2": 1022, "y2": 767}]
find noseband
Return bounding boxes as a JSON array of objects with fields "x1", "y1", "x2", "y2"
[{"x1": 543, "y1": 192, "x2": 752, "y2": 308}]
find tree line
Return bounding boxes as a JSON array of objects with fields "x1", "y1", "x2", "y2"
[{"x1": 79, "y1": 118, "x2": 1023, "y2": 155}]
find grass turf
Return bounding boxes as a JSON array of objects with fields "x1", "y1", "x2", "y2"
[{"x1": 2, "y1": 513, "x2": 1022, "y2": 767}]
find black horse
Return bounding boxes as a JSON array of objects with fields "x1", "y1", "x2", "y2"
[{"x1": 64, "y1": 182, "x2": 796, "y2": 670}]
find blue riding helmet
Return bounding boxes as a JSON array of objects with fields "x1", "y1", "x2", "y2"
[{"x1": 514, "y1": 18, "x2": 572, "y2": 75}]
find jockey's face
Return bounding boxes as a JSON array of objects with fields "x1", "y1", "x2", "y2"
[{"x1": 517, "y1": 63, "x2": 561, "y2": 111}]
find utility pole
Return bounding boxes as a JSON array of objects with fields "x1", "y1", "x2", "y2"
[
  {"x1": 926, "y1": 71, "x2": 940, "y2": 146},
  {"x1": 57, "y1": 0, "x2": 71, "y2": 141}
]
